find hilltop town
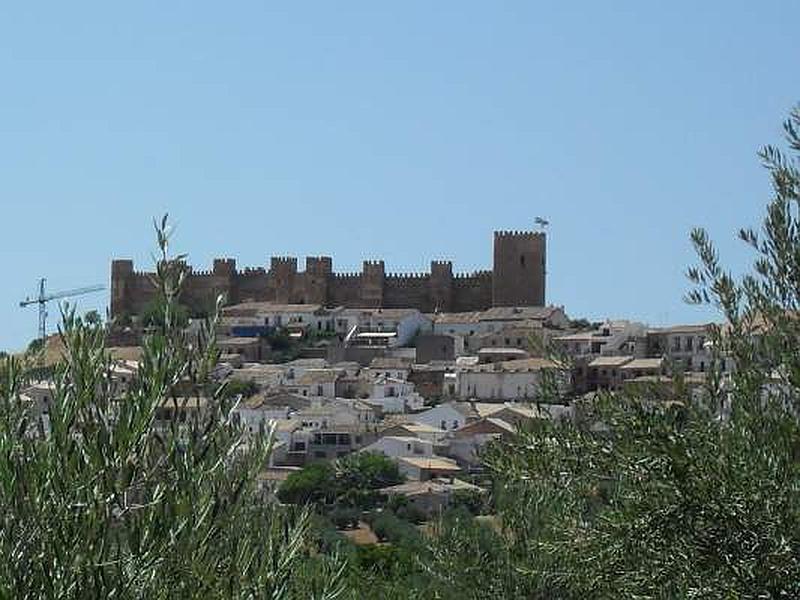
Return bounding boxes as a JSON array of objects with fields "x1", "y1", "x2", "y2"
[{"x1": 13, "y1": 225, "x2": 726, "y2": 521}]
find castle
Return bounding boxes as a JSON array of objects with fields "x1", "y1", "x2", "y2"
[{"x1": 110, "y1": 228, "x2": 546, "y2": 318}]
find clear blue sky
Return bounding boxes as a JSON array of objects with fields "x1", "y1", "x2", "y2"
[{"x1": 1, "y1": 1, "x2": 798, "y2": 351}]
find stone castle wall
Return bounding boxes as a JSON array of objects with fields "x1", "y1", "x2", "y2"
[{"x1": 111, "y1": 229, "x2": 546, "y2": 317}]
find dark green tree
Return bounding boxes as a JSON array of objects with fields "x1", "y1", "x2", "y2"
[{"x1": 278, "y1": 463, "x2": 337, "y2": 506}]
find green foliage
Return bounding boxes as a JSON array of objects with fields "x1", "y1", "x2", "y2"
[
  {"x1": 221, "y1": 377, "x2": 259, "y2": 399},
  {"x1": 26, "y1": 337, "x2": 44, "y2": 353},
  {"x1": 450, "y1": 489, "x2": 488, "y2": 516},
  {"x1": 277, "y1": 463, "x2": 337, "y2": 506},
  {"x1": 367, "y1": 511, "x2": 420, "y2": 545},
  {"x1": 0, "y1": 216, "x2": 346, "y2": 599},
  {"x1": 394, "y1": 502, "x2": 428, "y2": 525},
  {"x1": 335, "y1": 452, "x2": 404, "y2": 498},
  {"x1": 279, "y1": 452, "x2": 405, "y2": 512},
  {"x1": 568, "y1": 317, "x2": 595, "y2": 330},
  {"x1": 139, "y1": 296, "x2": 189, "y2": 330},
  {"x1": 342, "y1": 104, "x2": 800, "y2": 599},
  {"x1": 468, "y1": 107, "x2": 800, "y2": 598},
  {"x1": 328, "y1": 506, "x2": 361, "y2": 530},
  {"x1": 84, "y1": 309, "x2": 102, "y2": 326}
]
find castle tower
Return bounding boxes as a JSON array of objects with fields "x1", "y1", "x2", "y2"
[
  {"x1": 430, "y1": 260, "x2": 453, "y2": 312},
  {"x1": 269, "y1": 257, "x2": 298, "y2": 304},
  {"x1": 304, "y1": 256, "x2": 332, "y2": 304},
  {"x1": 360, "y1": 260, "x2": 385, "y2": 308},
  {"x1": 110, "y1": 259, "x2": 134, "y2": 318},
  {"x1": 492, "y1": 229, "x2": 546, "y2": 307},
  {"x1": 212, "y1": 258, "x2": 237, "y2": 304}
]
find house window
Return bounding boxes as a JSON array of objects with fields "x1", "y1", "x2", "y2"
[
  {"x1": 440, "y1": 420, "x2": 446, "y2": 430},
  {"x1": 316, "y1": 385, "x2": 323, "y2": 396},
  {"x1": 407, "y1": 443, "x2": 412, "y2": 451},
  {"x1": 451, "y1": 420, "x2": 458, "y2": 429},
  {"x1": 520, "y1": 255, "x2": 526, "y2": 267}
]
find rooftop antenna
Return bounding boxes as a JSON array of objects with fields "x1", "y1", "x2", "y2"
[{"x1": 20, "y1": 278, "x2": 105, "y2": 345}]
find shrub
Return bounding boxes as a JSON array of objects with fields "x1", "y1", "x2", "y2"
[{"x1": 329, "y1": 506, "x2": 361, "y2": 530}]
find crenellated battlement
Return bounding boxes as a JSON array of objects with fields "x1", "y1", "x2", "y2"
[
  {"x1": 453, "y1": 270, "x2": 493, "y2": 280},
  {"x1": 494, "y1": 229, "x2": 545, "y2": 240},
  {"x1": 270, "y1": 256, "x2": 297, "y2": 267},
  {"x1": 213, "y1": 258, "x2": 237, "y2": 276},
  {"x1": 386, "y1": 272, "x2": 430, "y2": 282},
  {"x1": 110, "y1": 223, "x2": 545, "y2": 317}
]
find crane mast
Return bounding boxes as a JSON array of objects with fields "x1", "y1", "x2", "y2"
[{"x1": 19, "y1": 278, "x2": 105, "y2": 344}]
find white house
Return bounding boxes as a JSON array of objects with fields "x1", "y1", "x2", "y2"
[
  {"x1": 233, "y1": 392, "x2": 311, "y2": 435},
  {"x1": 554, "y1": 320, "x2": 648, "y2": 358},
  {"x1": 362, "y1": 435, "x2": 435, "y2": 459},
  {"x1": 344, "y1": 308, "x2": 432, "y2": 347},
  {"x1": 365, "y1": 356, "x2": 413, "y2": 381},
  {"x1": 222, "y1": 302, "x2": 344, "y2": 334},
  {"x1": 412, "y1": 402, "x2": 478, "y2": 431},
  {"x1": 447, "y1": 417, "x2": 516, "y2": 465},
  {"x1": 295, "y1": 399, "x2": 379, "y2": 432},
  {"x1": 365, "y1": 376, "x2": 425, "y2": 413},
  {"x1": 431, "y1": 312, "x2": 487, "y2": 337},
  {"x1": 456, "y1": 358, "x2": 568, "y2": 401},
  {"x1": 650, "y1": 323, "x2": 717, "y2": 373},
  {"x1": 284, "y1": 369, "x2": 341, "y2": 399},
  {"x1": 380, "y1": 422, "x2": 449, "y2": 444}
]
